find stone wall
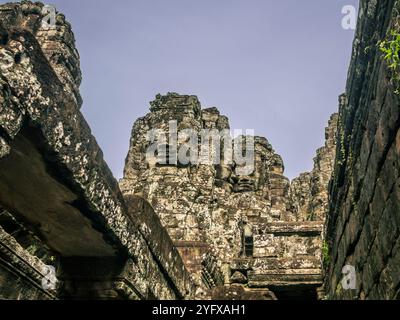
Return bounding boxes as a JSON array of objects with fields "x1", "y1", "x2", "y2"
[{"x1": 324, "y1": 0, "x2": 400, "y2": 300}]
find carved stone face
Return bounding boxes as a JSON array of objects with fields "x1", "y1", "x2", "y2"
[
  {"x1": 232, "y1": 151, "x2": 267, "y2": 193},
  {"x1": 229, "y1": 137, "x2": 275, "y2": 193},
  {"x1": 233, "y1": 175, "x2": 256, "y2": 192},
  {"x1": 215, "y1": 162, "x2": 257, "y2": 193}
]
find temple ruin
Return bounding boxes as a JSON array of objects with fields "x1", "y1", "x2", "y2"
[{"x1": 0, "y1": 0, "x2": 399, "y2": 300}]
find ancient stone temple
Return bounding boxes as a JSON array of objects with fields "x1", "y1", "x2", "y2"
[
  {"x1": 120, "y1": 92, "x2": 338, "y2": 299},
  {"x1": 0, "y1": 0, "x2": 399, "y2": 300}
]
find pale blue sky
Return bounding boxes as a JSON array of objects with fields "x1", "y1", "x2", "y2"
[{"x1": 10, "y1": 0, "x2": 358, "y2": 179}]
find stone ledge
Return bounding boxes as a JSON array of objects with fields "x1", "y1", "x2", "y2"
[
  {"x1": 252, "y1": 220, "x2": 324, "y2": 235},
  {"x1": 231, "y1": 256, "x2": 322, "y2": 271},
  {"x1": 248, "y1": 275, "x2": 323, "y2": 288}
]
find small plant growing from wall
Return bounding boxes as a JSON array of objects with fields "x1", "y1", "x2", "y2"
[{"x1": 379, "y1": 9, "x2": 400, "y2": 95}]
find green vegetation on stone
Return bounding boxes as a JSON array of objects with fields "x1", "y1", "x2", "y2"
[{"x1": 379, "y1": 29, "x2": 400, "y2": 94}]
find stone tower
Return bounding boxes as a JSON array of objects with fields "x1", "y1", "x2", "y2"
[{"x1": 120, "y1": 92, "x2": 338, "y2": 299}]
